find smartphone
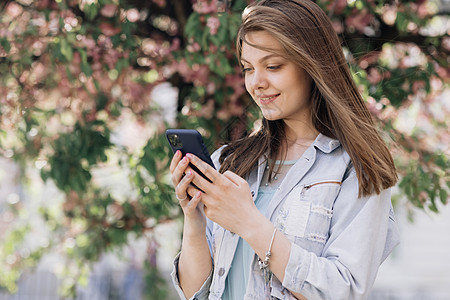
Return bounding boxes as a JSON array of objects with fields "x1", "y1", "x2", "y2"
[{"x1": 165, "y1": 129, "x2": 215, "y2": 182}]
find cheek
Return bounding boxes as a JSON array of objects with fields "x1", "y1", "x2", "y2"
[{"x1": 244, "y1": 78, "x2": 253, "y2": 96}]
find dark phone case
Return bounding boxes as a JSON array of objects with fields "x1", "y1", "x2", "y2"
[{"x1": 165, "y1": 129, "x2": 215, "y2": 170}]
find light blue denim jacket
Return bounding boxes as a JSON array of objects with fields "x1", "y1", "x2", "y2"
[{"x1": 171, "y1": 134, "x2": 400, "y2": 300}]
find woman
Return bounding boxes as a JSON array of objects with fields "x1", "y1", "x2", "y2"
[{"x1": 169, "y1": 0, "x2": 400, "y2": 299}]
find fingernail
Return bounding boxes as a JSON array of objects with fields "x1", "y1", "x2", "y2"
[
  {"x1": 186, "y1": 153, "x2": 192, "y2": 159},
  {"x1": 196, "y1": 191, "x2": 202, "y2": 198},
  {"x1": 186, "y1": 171, "x2": 192, "y2": 177},
  {"x1": 176, "y1": 150, "x2": 181, "y2": 156},
  {"x1": 182, "y1": 157, "x2": 187, "y2": 163}
]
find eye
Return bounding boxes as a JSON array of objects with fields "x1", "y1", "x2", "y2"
[
  {"x1": 267, "y1": 65, "x2": 281, "y2": 71},
  {"x1": 242, "y1": 67, "x2": 253, "y2": 74}
]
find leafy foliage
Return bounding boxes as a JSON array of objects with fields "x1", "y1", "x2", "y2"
[{"x1": 0, "y1": 0, "x2": 448, "y2": 297}]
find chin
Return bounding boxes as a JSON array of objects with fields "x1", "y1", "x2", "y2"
[{"x1": 262, "y1": 112, "x2": 282, "y2": 121}]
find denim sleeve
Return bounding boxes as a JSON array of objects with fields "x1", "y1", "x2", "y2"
[{"x1": 282, "y1": 169, "x2": 400, "y2": 300}]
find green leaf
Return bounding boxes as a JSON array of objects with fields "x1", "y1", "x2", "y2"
[
  {"x1": 429, "y1": 200, "x2": 438, "y2": 213},
  {"x1": 201, "y1": 26, "x2": 209, "y2": 50},
  {"x1": 0, "y1": 38, "x2": 11, "y2": 53},
  {"x1": 185, "y1": 13, "x2": 201, "y2": 37},
  {"x1": 115, "y1": 58, "x2": 129, "y2": 73},
  {"x1": 79, "y1": 49, "x2": 92, "y2": 77},
  {"x1": 232, "y1": 0, "x2": 247, "y2": 11},
  {"x1": 60, "y1": 39, "x2": 73, "y2": 62},
  {"x1": 228, "y1": 13, "x2": 241, "y2": 42},
  {"x1": 96, "y1": 93, "x2": 109, "y2": 111},
  {"x1": 440, "y1": 189, "x2": 448, "y2": 205},
  {"x1": 216, "y1": 14, "x2": 229, "y2": 43},
  {"x1": 395, "y1": 12, "x2": 408, "y2": 32},
  {"x1": 84, "y1": 3, "x2": 99, "y2": 21}
]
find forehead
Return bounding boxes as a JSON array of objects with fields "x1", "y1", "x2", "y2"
[{"x1": 241, "y1": 31, "x2": 284, "y2": 61}]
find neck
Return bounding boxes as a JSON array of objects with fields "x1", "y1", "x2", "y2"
[
  {"x1": 283, "y1": 118, "x2": 319, "y2": 145},
  {"x1": 272, "y1": 119, "x2": 318, "y2": 161}
]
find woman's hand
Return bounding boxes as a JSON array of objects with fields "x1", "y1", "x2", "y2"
[
  {"x1": 184, "y1": 153, "x2": 260, "y2": 236},
  {"x1": 169, "y1": 150, "x2": 206, "y2": 234},
  {"x1": 170, "y1": 151, "x2": 214, "y2": 298}
]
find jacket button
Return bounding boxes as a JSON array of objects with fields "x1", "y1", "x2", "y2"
[
  {"x1": 218, "y1": 267, "x2": 225, "y2": 276},
  {"x1": 251, "y1": 191, "x2": 255, "y2": 197}
]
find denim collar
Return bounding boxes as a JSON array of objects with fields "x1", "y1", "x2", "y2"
[
  {"x1": 259, "y1": 133, "x2": 340, "y2": 164},
  {"x1": 312, "y1": 133, "x2": 341, "y2": 154}
]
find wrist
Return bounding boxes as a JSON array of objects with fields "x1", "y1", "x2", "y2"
[
  {"x1": 238, "y1": 209, "x2": 271, "y2": 242},
  {"x1": 182, "y1": 228, "x2": 207, "y2": 248},
  {"x1": 183, "y1": 221, "x2": 204, "y2": 235}
]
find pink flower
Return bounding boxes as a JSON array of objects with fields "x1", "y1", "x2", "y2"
[
  {"x1": 209, "y1": 44, "x2": 218, "y2": 53},
  {"x1": 358, "y1": 51, "x2": 380, "y2": 69},
  {"x1": 126, "y1": 9, "x2": 140, "y2": 23},
  {"x1": 345, "y1": 8, "x2": 374, "y2": 33},
  {"x1": 442, "y1": 36, "x2": 450, "y2": 52},
  {"x1": 193, "y1": 0, "x2": 218, "y2": 14},
  {"x1": 206, "y1": 16, "x2": 220, "y2": 35},
  {"x1": 99, "y1": 23, "x2": 121, "y2": 36},
  {"x1": 418, "y1": 191, "x2": 428, "y2": 203},
  {"x1": 6, "y1": 2, "x2": 23, "y2": 19},
  {"x1": 81, "y1": 37, "x2": 96, "y2": 49},
  {"x1": 152, "y1": 0, "x2": 166, "y2": 8},
  {"x1": 187, "y1": 42, "x2": 201, "y2": 53},
  {"x1": 36, "y1": 0, "x2": 54, "y2": 10},
  {"x1": 200, "y1": 99, "x2": 215, "y2": 118},
  {"x1": 412, "y1": 80, "x2": 426, "y2": 93},
  {"x1": 206, "y1": 82, "x2": 216, "y2": 94},
  {"x1": 100, "y1": 4, "x2": 118, "y2": 18},
  {"x1": 331, "y1": 20, "x2": 344, "y2": 34},
  {"x1": 366, "y1": 96, "x2": 382, "y2": 116},
  {"x1": 327, "y1": 0, "x2": 347, "y2": 15},
  {"x1": 225, "y1": 72, "x2": 245, "y2": 102},
  {"x1": 104, "y1": 49, "x2": 120, "y2": 70}
]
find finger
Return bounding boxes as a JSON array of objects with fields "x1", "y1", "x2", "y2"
[
  {"x1": 189, "y1": 166, "x2": 216, "y2": 195},
  {"x1": 186, "y1": 153, "x2": 219, "y2": 182},
  {"x1": 171, "y1": 156, "x2": 190, "y2": 186},
  {"x1": 222, "y1": 170, "x2": 244, "y2": 186},
  {"x1": 176, "y1": 193, "x2": 189, "y2": 202},
  {"x1": 175, "y1": 170, "x2": 194, "y2": 199},
  {"x1": 186, "y1": 190, "x2": 202, "y2": 210},
  {"x1": 186, "y1": 184, "x2": 199, "y2": 198},
  {"x1": 169, "y1": 150, "x2": 182, "y2": 173}
]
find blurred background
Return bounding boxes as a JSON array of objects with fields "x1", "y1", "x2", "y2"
[{"x1": 0, "y1": 0, "x2": 449, "y2": 299}]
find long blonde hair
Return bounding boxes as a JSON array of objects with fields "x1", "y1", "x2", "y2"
[{"x1": 219, "y1": 0, "x2": 397, "y2": 196}]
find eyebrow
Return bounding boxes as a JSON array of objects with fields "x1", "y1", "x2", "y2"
[{"x1": 240, "y1": 53, "x2": 284, "y2": 65}]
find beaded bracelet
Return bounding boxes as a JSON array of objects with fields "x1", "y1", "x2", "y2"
[{"x1": 258, "y1": 228, "x2": 277, "y2": 270}]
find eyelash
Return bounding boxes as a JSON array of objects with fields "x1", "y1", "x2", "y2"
[
  {"x1": 242, "y1": 65, "x2": 281, "y2": 73},
  {"x1": 267, "y1": 65, "x2": 281, "y2": 71}
]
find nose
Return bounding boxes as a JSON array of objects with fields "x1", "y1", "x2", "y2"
[{"x1": 249, "y1": 69, "x2": 268, "y2": 91}]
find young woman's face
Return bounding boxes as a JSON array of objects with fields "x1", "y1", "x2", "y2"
[{"x1": 241, "y1": 31, "x2": 313, "y2": 122}]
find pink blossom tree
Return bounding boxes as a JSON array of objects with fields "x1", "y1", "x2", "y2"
[{"x1": 0, "y1": 0, "x2": 448, "y2": 297}]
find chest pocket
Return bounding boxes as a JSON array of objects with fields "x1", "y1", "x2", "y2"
[{"x1": 276, "y1": 181, "x2": 341, "y2": 256}]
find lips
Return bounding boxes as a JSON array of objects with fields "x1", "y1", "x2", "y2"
[{"x1": 257, "y1": 93, "x2": 280, "y2": 105}]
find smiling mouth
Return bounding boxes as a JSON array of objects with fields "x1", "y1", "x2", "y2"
[{"x1": 259, "y1": 94, "x2": 280, "y2": 104}]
